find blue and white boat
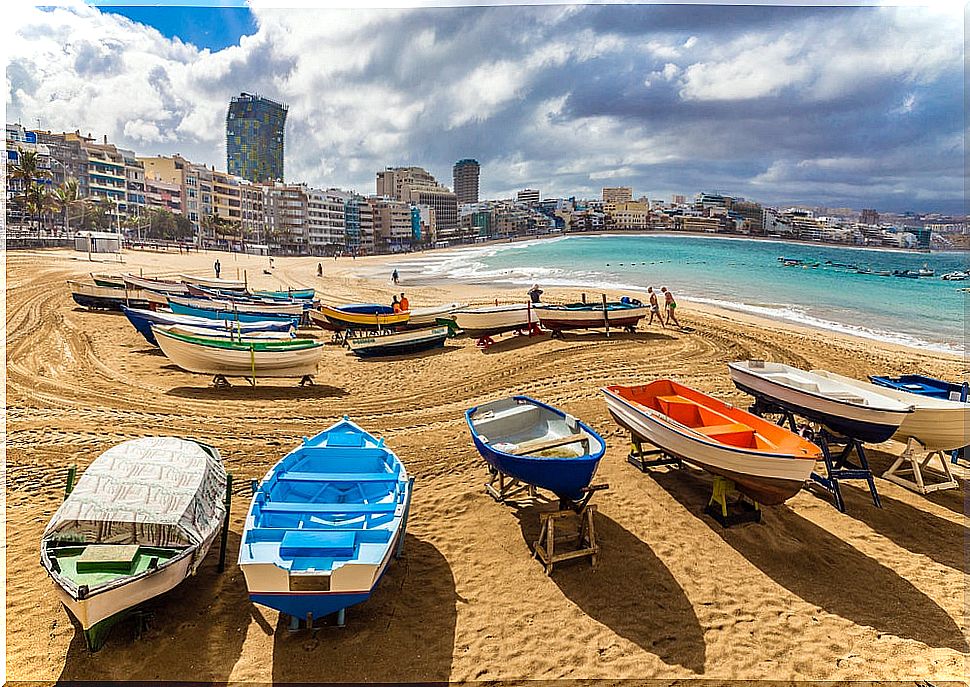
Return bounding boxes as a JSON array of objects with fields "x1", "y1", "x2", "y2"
[
  {"x1": 465, "y1": 396, "x2": 606, "y2": 505},
  {"x1": 121, "y1": 305, "x2": 295, "y2": 346},
  {"x1": 239, "y1": 418, "x2": 413, "y2": 626},
  {"x1": 167, "y1": 296, "x2": 302, "y2": 325}
]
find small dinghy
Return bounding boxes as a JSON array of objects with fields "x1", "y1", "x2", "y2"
[
  {"x1": 239, "y1": 418, "x2": 413, "y2": 627},
  {"x1": 309, "y1": 304, "x2": 409, "y2": 331},
  {"x1": 728, "y1": 360, "x2": 913, "y2": 443},
  {"x1": 179, "y1": 274, "x2": 248, "y2": 292},
  {"x1": 602, "y1": 380, "x2": 820, "y2": 505},
  {"x1": 452, "y1": 304, "x2": 531, "y2": 337},
  {"x1": 465, "y1": 396, "x2": 606, "y2": 505},
  {"x1": 40, "y1": 437, "x2": 227, "y2": 650},
  {"x1": 405, "y1": 302, "x2": 465, "y2": 327},
  {"x1": 155, "y1": 324, "x2": 297, "y2": 342},
  {"x1": 169, "y1": 295, "x2": 304, "y2": 317},
  {"x1": 121, "y1": 305, "x2": 295, "y2": 347},
  {"x1": 535, "y1": 299, "x2": 650, "y2": 334},
  {"x1": 69, "y1": 281, "x2": 166, "y2": 311},
  {"x1": 123, "y1": 273, "x2": 191, "y2": 295},
  {"x1": 347, "y1": 325, "x2": 449, "y2": 358}
]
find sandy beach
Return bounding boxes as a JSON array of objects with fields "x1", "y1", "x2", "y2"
[{"x1": 5, "y1": 246, "x2": 967, "y2": 683}]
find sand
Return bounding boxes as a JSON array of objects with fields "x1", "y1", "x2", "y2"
[{"x1": 5, "y1": 246, "x2": 967, "y2": 683}]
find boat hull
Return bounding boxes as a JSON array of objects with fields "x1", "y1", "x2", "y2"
[
  {"x1": 311, "y1": 305, "x2": 408, "y2": 331},
  {"x1": 121, "y1": 306, "x2": 295, "y2": 346},
  {"x1": 405, "y1": 303, "x2": 464, "y2": 327},
  {"x1": 536, "y1": 304, "x2": 649, "y2": 331},
  {"x1": 123, "y1": 274, "x2": 191, "y2": 295},
  {"x1": 168, "y1": 299, "x2": 300, "y2": 325},
  {"x1": 453, "y1": 305, "x2": 531, "y2": 337},
  {"x1": 728, "y1": 362, "x2": 911, "y2": 443},
  {"x1": 179, "y1": 274, "x2": 247, "y2": 291},
  {"x1": 69, "y1": 281, "x2": 166, "y2": 311},
  {"x1": 154, "y1": 329, "x2": 323, "y2": 378},
  {"x1": 348, "y1": 326, "x2": 448, "y2": 357}
]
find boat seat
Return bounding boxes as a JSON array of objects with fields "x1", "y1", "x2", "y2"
[
  {"x1": 508, "y1": 433, "x2": 589, "y2": 455},
  {"x1": 696, "y1": 423, "x2": 753, "y2": 437},
  {"x1": 276, "y1": 472, "x2": 398, "y2": 483},
  {"x1": 279, "y1": 530, "x2": 357, "y2": 558},
  {"x1": 259, "y1": 501, "x2": 398, "y2": 515}
]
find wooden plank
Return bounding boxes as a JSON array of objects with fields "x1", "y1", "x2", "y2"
[{"x1": 508, "y1": 434, "x2": 588, "y2": 455}]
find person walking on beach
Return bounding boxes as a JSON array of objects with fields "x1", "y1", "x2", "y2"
[
  {"x1": 317, "y1": 262, "x2": 323, "y2": 278},
  {"x1": 399, "y1": 293, "x2": 410, "y2": 312},
  {"x1": 528, "y1": 284, "x2": 543, "y2": 303},
  {"x1": 213, "y1": 259, "x2": 221, "y2": 279},
  {"x1": 647, "y1": 287, "x2": 665, "y2": 328},
  {"x1": 392, "y1": 269, "x2": 399, "y2": 285},
  {"x1": 661, "y1": 286, "x2": 680, "y2": 327}
]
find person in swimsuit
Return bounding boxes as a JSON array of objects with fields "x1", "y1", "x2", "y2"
[
  {"x1": 647, "y1": 287, "x2": 665, "y2": 328},
  {"x1": 661, "y1": 286, "x2": 679, "y2": 327}
]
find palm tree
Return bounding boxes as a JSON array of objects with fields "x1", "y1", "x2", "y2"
[
  {"x1": 8, "y1": 150, "x2": 51, "y2": 231},
  {"x1": 53, "y1": 178, "x2": 83, "y2": 235}
]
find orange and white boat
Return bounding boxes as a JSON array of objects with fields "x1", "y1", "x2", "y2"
[{"x1": 602, "y1": 379, "x2": 821, "y2": 505}]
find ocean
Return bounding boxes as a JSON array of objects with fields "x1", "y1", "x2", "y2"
[{"x1": 391, "y1": 233, "x2": 968, "y2": 354}]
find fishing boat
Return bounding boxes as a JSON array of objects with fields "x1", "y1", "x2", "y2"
[
  {"x1": 465, "y1": 396, "x2": 606, "y2": 504},
  {"x1": 123, "y1": 273, "x2": 191, "y2": 295},
  {"x1": 167, "y1": 297, "x2": 301, "y2": 325},
  {"x1": 534, "y1": 300, "x2": 650, "y2": 333},
  {"x1": 253, "y1": 287, "x2": 317, "y2": 300},
  {"x1": 892, "y1": 269, "x2": 920, "y2": 279},
  {"x1": 154, "y1": 327, "x2": 324, "y2": 380},
  {"x1": 309, "y1": 304, "x2": 409, "y2": 331},
  {"x1": 121, "y1": 306, "x2": 295, "y2": 347},
  {"x1": 602, "y1": 380, "x2": 819, "y2": 505},
  {"x1": 406, "y1": 302, "x2": 465, "y2": 327},
  {"x1": 727, "y1": 360, "x2": 913, "y2": 443},
  {"x1": 68, "y1": 281, "x2": 166, "y2": 311},
  {"x1": 917, "y1": 265, "x2": 934, "y2": 277},
  {"x1": 238, "y1": 418, "x2": 412, "y2": 625},
  {"x1": 347, "y1": 325, "x2": 449, "y2": 358},
  {"x1": 169, "y1": 295, "x2": 304, "y2": 317},
  {"x1": 179, "y1": 274, "x2": 248, "y2": 292},
  {"x1": 155, "y1": 324, "x2": 297, "y2": 342},
  {"x1": 812, "y1": 371, "x2": 970, "y2": 452},
  {"x1": 40, "y1": 437, "x2": 227, "y2": 650},
  {"x1": 91, "y1": 273, "x2": 125, "y2": 288},
  {"x1": 870, "y1": 373, "x2": 968, "y2": 401},
  {"x1": 941, "y1": 271, "x2": 969, "y2": 281},
  {"x1": 452, "y1": 303, "x2": 532, "y2": 337}
]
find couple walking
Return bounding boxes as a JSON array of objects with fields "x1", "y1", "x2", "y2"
[{"x1": 647, "y1": 286, "x2": 679, "y2": 328}]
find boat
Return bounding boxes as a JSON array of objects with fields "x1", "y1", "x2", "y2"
[
  {"x1": 727, "y1": 360, "x2": 913, "y2": 443},
  {"x1": 917, "y1": 265, "x2": 934, "y2": 277},
  {"x1": 405, "y1": 302, "x2": 466, "y2": 327},
  {"x1": 465, "y1": 396, "x2": 606, "y2": 503},
  {"x1": 452, "y1": 303, "x2": 532, "y2": 337},
  {"x1": 238, "y1": 418, "x2": 412, "y2": 625},
  {"x1": 812, "y1": 371, "x2": 970, "y2": 452},
  {"x1": 91, "y1": 273, "x2": 125, "y2": 288},
  {"x1": 68, "y1": 281, "x2": 166, "y2": 311},
  {"x1": 854, "y1": 266, "x2": 872, "y2": 274},
  {"x1": 941, "y1": 271, "x2": 969, "y2": 281},
  {"x1": 40, "y1": 437, "x2": 227, "y2": 650},
  {"x1": 185, "y1": 284, "x2": 312, "y2": 306},
  {"x1": 347, "y1": 325, "x2": 449, "y2": 358},
  {"x1": 169, "y1": 295, "x2": 304, "y2": 317},
  {"x1": 253, "y1": 287, "x2": 317, "y2": 300},
  {"x1": 534, "y1": 300, "x2": 650, "y2": 333},
  {"x1": 875, "y1": 269, "x2": 893, "y2": 276},
  {"x1": 179, "y1": 274, "x2": 248, "y2": 292},
  {"x1": 154, "y1": 327, "x2": 324, "y2": 379},
  {"x1": 892, "y1": 269, "x2": 920, "y2": 279},
  {"x1": 602, "y1": 380, "x2": 819, "y2": 505},
  {"x1": 309, "y1": 304, "x2": 409, "y2": 331},
  {"x1": 120, "y1": 305, "x2": 296, "y2": 347},
  {"x1": 167, "y1": 297, "x2": 301, "y2": 325},
  {"x1": 155, "y1": 324, "x2": 297, "y2": 342},
  {"x1": 122, "y1": 273, "x2": 191, "y2": 295}
]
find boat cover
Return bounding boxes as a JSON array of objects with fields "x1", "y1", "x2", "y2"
[{"x1": 43, "y1": 438, "x2": 227, "y2": 556}]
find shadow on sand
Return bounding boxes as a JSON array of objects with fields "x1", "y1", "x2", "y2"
[
  {"x1": 650, "y1": 468, "x2": 968, "y2": 652},
  {"x1": 351, "y1": 343, "x2": 459, "y2": 363},
  {"x1": 512, "y1": 504, "x2": 706, "y2": 674},
  {"x1": 549, "y1": 329, "x2": 678, "y2": 344},
  {"x1": 865, "y1": 446, "x2": 968, "y2": 517},
  {"x1": 58, "y1": 530, "x2": 252, "y2": 682},
  {"x1": 271, "y1": 535, "x2": 457, "y2": 683},
  {"x1": 165, "y1": 383, "x2": 348, "y2": 401}
]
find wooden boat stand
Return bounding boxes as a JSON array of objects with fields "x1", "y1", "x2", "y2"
[
  {"x1": 533, "y1": 504, "x2": 599, "y2": 575},
  {"x1": 882, "y1": 438, "x2": 959, "y2": 494},
  {"x1": 485, "y1": 467, "x2": 540, "y2": 503},
  {"x1": 705, "y1": 475, "x2": 761, "y2": 527},
  {"x1": 748, "y1": 398, "x2": 880, "y2": 513},
  {"x1": 627, "y1": 436, "x2": 682, "y2": 471},
  {"x1": 210, "y1": 374, "x2": 314, "y2": 388}
]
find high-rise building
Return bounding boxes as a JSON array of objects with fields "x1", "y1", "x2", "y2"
[
  {"x1": 226, "y1": 92, "x2": 288, "y2": 183},
  {"x1": 453, "y1": 158, "x2": 480, "y2": 205},
  {"x1": 516, "y1": 188, "x2": 540, "y2": 205},
  {"x1": 860, "y1": 208, "x2": 880, "y2": 225},
  {"x1": 375, "y1": 166, "x2": 458, "y2": 241},
  {"x1": 602, "y1": 186, "x2": 632, "y2": 204}
]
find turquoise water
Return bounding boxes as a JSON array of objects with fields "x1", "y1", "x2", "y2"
[{"x1": 409, "y1": 234, "x2": 968, "y2": 353}]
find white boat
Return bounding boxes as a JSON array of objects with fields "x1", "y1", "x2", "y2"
[
  {"x1": 347, "y1": 325, "x2": 449, "y2": 357},
  {"x1": 812, "y1": 370, "x2": 970, "y2": 452},
  {"x1": 156, "y1": 324, "x2": 297, "y2": 342},
  {"x1": 40, "y1": 437, "x2": 227, "y2": 650},
  {"x1": 941, "y1": 271, "x2": 969, "y2": 281},
  {"x1": 123, "y1": 273, "x2": 191, "y2": 294},
  {"x1": 154, "y1": 326, "x2": 324, "y2": 379},
  {"x1": 453, "y1": 303, "x2": 532, "y2": 337},
  {"x1": 179, "y1": 274, "x2": 248, "y2": 291},
  {"x1": 407, "y1": 302, "x2": 466, "y2": 327},
  {"x1": 168, "y1": 295, "x2": 304, "y2": 317},
  {"x1": 728, "y1": 361, "x2": 913, "y2": 443}
]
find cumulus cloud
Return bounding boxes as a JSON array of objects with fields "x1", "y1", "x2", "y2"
[{"x1": 5, "y1": 3, "x2": 964, "y2": 213}]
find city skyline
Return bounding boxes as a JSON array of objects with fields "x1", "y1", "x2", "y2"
[{"x1": 5, "y1": 2, "x2": 964, "y2": 214}]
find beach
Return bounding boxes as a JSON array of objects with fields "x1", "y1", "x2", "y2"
[{"x1": 6, "y1": 246, "x2": 968, "y2": 683}]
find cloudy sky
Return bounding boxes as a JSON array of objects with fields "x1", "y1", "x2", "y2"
[{"x1": 4, "y1": 1, "x2": 965, "y2": 213}]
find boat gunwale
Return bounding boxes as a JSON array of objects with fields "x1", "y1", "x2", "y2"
[{"x1": 153, "y1": 326, "x2": 323, "y2": 352}]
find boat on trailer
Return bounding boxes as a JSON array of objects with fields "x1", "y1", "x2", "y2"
[
  {"x1": 727, "y1": 360, "x2": 913, "y2": 443},
  {"x1": 465, "y1": 396, "x2": 606, "y2": 505},
  {"x1": 120, "y1": 306, "x2": 295, "y2": 347},
  {"x1": 154, "y1": 327, "x2": 324, "y2": 382},
  {"x1": 602, "y1": 380, "x2": 820, "y2": 505},
  {"x1": 347, "y1": 325, "x2": 449, "y2": 358},
  {"x1": 40, "y1": 437, "x2": 227, "y2": 650},
  {"x1": 534, "y1": 300, "x2": 650, "y2": 334},
  {"x1": 239, "y1": 418, "x2": 413, "y2": 627}
]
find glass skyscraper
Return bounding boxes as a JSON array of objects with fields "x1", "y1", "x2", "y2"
[{"x1": 226, "y1": 92, "x2": 288, "y2": 183}]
